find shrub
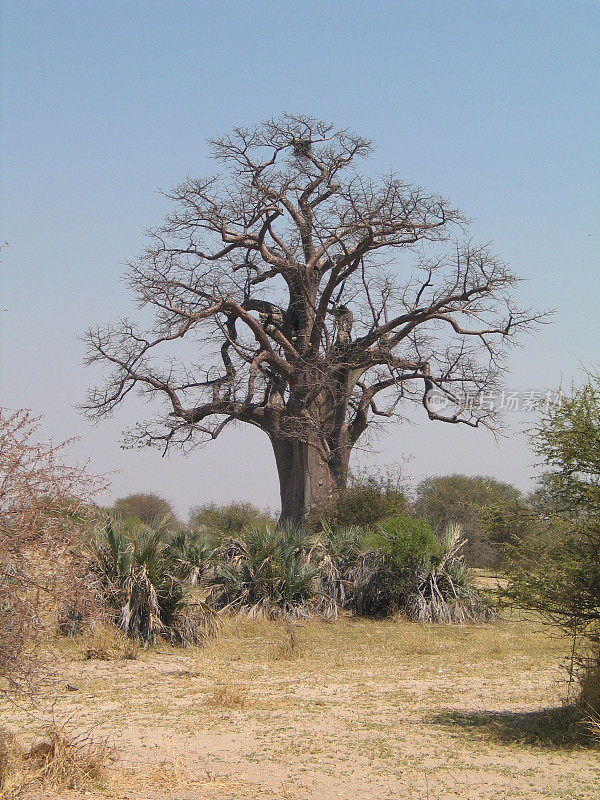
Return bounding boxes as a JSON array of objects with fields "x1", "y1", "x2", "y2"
[
  {"x1": 504, "y1": 515, "x2": 600, "y2": 709},
  {"x1": 504, "y1": 371, "x2": 600, "y2": 714},
  {"x1": 580, "y1": 657, "x2": 600, "y2": 720},
  {"x1": 350, "y1": 516, "x2": 495, "y2": 622},
  {"x1": 0, "y1": 725, "x2": 112, "y2": 796},
  {"x1": 0, "y1": 409, "x2": 103, "y2": 697},
  {"x1": 57, "y1": 591, "x2": 99, "y2": 638},
  {"x1": 350, "y1": 516, "x2": 442, "y2": 618},
  {"x1": 372, "y1": 515, "x2": 443, "y2": 570},
  {"x1": 350, "y1": 549, "x2": 399, "y2": 618},
  {"x1": 404, "y1": 523, "x2": 496, "y2": 623}
]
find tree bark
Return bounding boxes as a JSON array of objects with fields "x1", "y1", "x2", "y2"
[{"x1": 270, "y1": 436, "x2": 349, "y2": 523}]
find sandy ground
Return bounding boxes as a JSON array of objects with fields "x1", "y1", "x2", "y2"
[{"x1": 3, "y1": 614, "x2": 599, "y2": 800}]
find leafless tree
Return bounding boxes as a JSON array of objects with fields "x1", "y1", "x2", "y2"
[{"x1": 83, "y1": 115, "x2": 543, "y2": 521}]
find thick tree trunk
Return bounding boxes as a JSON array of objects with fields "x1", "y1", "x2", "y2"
[{"x1": 270, "y1": 436, "x2": 349, "y2": 523}]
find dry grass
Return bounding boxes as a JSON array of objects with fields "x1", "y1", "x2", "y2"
[
  {"x1": 582, "y1": 708, "x2": 600, "y2": 744},
  {"x1": 0, "y1": 730, "x2": 20, "y2": 797},
  {"x1": 141, "y1": 753, "x2": 193, "y2": 790},
  {"x1": 1, "y1": 614, "x2": 599, "y2": 800},
  {"x1": 268, "y1": 619, "x2": 304, "y2": 661},
  {"x1": 205, "y1": 679, "x2": 250, "y2": 709},
  {"x1": 579, "y1": 658, "x2": 600, "y2": 713},
  {"x1": 61, "y1": 624, "x2": 140, "y2": 662},
  {"x1": 0, "y1": 724, "x2": 112, "y2": 798},
  {"x1": 579, "y1": 658, "x2": 600, "y2": 744}
]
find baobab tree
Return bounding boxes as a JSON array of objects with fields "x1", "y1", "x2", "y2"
[{"x1": 84, "y1": 115, "x2": 541, "y2": 521}]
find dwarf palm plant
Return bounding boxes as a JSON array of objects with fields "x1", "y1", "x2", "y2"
[
  {"x1": 208, "y1": 523, "x2": 316, "y2": 619},
  {"x1": 86, "y1": 518, "x2": 219, "y2": 645},
  {"x1": 310, "y1": 524, "x2": 364, "y2": 620},
  {"x1": 404, "y1": 522, "x2": 496, "y2": 623},
  {"x1": 350, "y1": 549, "x2": 399, "y2": 618},
  {"x1": 349, "y1": 517, "x2": 495, "y2": 622},
  {"x1": 165, "y1": 527, "x2": 214, "y2": 586},
  {"x1": 350, "y1": 516, "x2": 441, "y2": 617}
]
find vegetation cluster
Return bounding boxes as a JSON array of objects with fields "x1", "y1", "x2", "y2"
[{"x1": 74, "y1": 500, "x2": 494, "y2": 640}]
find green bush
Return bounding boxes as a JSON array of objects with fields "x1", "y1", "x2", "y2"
[
  {"x1": 351, "y1": 515, "x2": 441, "y2": 618},
  {"x1": 371, "y1": 516, "x2": 443, "y2": 571},
  {"x1": 351, "y1": 516, "x2": 494, "y2": 623},
  {"x1": 309, "y1": 470, "x2": 407, "y2": 530},
  {"x1": 504, "y1": 371, "x2": 600, "y2": 715}
]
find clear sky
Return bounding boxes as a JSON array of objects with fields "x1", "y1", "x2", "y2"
[{"x1": 1, "y1": 0, "x2": 598, "y2": 518}]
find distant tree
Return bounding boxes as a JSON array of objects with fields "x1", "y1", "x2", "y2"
[
  {"x1": 84, "y1": 114, "x2": 542, "y2": 522},
  {"x1": 414, "y1": 473, "x2": 523, "y2": 566},
  {"x1": 189, "y1": 501, "x2": 272, "y2": 536},
  {"x1": 112, "y1": 492, "x2": 178, "y2": 528},
  {"x1": 480, "y1": 473, "x2": 567, "y2": 557},
  {"x1": 480, "y1": 498, "x2": 542, "y2": 553}
]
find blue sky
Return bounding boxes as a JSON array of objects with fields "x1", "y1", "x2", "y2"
[{"x1": 1, "y1": 1, "x2": 598, "y2": 516}]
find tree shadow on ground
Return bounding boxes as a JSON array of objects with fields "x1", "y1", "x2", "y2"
[{"x1": 428, "y1": 706, "x2": 598, "y2": 749}]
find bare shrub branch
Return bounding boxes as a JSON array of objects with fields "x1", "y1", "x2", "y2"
[{"x1": 0, "y1": 408, "x2": 106, "y2": 696}]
